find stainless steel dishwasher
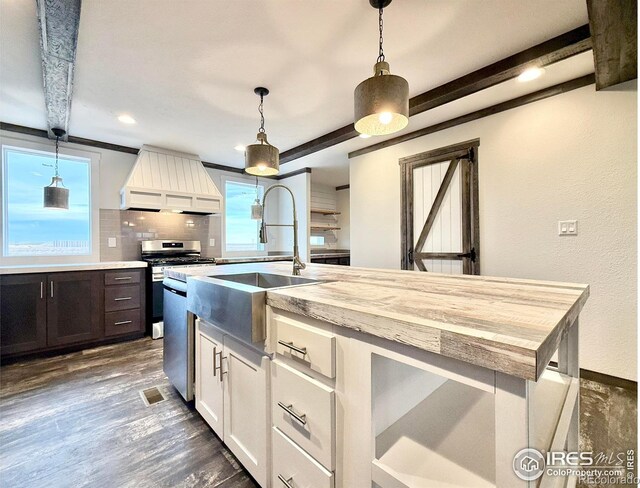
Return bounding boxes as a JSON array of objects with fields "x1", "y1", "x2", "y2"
[{"x1": 163, "y1": 277, "x2": 194, "y2": 401}]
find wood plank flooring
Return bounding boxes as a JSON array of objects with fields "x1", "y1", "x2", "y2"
[
  {"x1": 0, "y1": 338, "x2": 258, "y2": 488},
  {"x1": 0, "y1": 337, "x2": 636, "y2": 487}
]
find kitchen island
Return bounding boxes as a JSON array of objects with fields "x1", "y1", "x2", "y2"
[{"x1": 170, "y1": 262, "x2": 588, "y2": 488}]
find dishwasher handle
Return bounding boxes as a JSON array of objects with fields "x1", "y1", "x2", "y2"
[{"x1": 163, "y1": 277, "x2": 187, "y2": 297}]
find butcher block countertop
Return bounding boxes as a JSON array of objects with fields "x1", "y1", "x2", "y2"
[{"x1": 167, "y1": 262, "x2": 589, "y2": 381}]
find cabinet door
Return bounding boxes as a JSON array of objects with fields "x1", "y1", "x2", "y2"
[
  {"x1": 0, "y1": 274, "x2": 47, "y2": 355},
  {"x1": 223, "y1": 335, "x2": 269, "y2": 488},
  {"x1": 195, "y1": 325, "x2": 225, "y2": 437},
  {"x1": 47, "y1": 272, "x2": 102, "y2": 346}
]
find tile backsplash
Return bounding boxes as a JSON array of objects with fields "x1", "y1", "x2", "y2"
[{"x1": 100, "y1": 209, "x2": 221, "y2": 261}]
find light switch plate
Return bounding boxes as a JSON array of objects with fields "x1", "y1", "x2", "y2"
[
  {"x1": 107, "y1": 237, "x2": 117, "y2": 248},
  {"x1": 209, "y1": 238, "x2": 216, "y2": 247},
  {"x1": 558, "y1": 220, "x2": 578, "y2": 236}
]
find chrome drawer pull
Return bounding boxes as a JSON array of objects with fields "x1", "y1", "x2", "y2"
[
  {"x1": 114, "y1": 297, "x2": 132, "y2": 301},
  {"x1": 277, "y1": 402, "x2": 307, "y2": 426},
  {"x1": 114, "y1": 320, "x2": 133, "y2": 326},
  {"x1": 278, "y1": 340, "x2": 307, "y2": 356},
  {"x1": 277, "y1": 475, "x2": 294, "y2": 488},
  {"x1": 114, "y1": 276, "x2": 132, "y2": 280}
]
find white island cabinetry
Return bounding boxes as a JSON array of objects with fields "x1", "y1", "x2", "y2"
[{"x1": 195, "y1": 319, "x2": 270, "y2": 488}]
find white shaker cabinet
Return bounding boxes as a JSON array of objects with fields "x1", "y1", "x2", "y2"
[{"x1": 195, "y1": 319, "x2": 270, "y2": 488}]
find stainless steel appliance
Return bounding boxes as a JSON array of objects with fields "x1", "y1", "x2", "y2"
[
  {"x1": 163, "y1": 277, "x2": 193, "y2": 401},
  {"x1": 140, "y1": 240, "x2": 215, "y2": 402},
  {"x1": 141, "y1": 240, "x2": 216, "y2": 324}
]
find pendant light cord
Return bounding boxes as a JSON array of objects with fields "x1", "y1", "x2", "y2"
[
  {"x1": 258, "y1": 93, "x2": 266, "y2": 133},
  {"x1": 54, "y1": 134, "x2": 60, "y2": 177},
  {"x1": 377, "y1": 7, "x2": 385, "y2": 63}
]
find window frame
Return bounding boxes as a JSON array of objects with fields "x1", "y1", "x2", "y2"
[
  {"x1": 0, "y1": 135, "x2": 101, "y2": 265},
  {"x1": 221, "y1": 174, "x2": 269, "y2": 257}
]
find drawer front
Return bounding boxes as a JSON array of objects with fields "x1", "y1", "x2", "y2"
[
  {"x1": 104, "y1": 309, "x2": 142, "y2": 336},
  {"x1": 105, "y1": 285, "x2": 141, "y2": 312},
  {"x1": 275, "y1": 314, "x2": 335, "y2": 379},
  {"x1": 272, "y1": 360, "x2": 335, "y2": 470},
  {"x1": 272, "y1": 427, "x2": 334, "y2": 488},
  {"x1": 104, "y1": 270, "x2": 141, "y2": 286}
]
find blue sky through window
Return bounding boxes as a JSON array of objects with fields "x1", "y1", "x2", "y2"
[
  {"x1": 3, "y1": 147, "x2": 91, "y2": 256},
  {"x1": 225, "y1": 179, "x2": 264, "y2": 253}
]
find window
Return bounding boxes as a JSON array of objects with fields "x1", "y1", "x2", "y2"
[
  {"x1": 310, "y1": 235, "x2": 325, "y2": 246},
  {"x1": 2, "y1": 145, "x2": 92, "y2": 257},
  {"x1": 224, "y1": 179, "x2": 265, "y2": 254}
]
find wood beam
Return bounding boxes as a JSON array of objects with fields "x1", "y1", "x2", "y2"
[
  {"x1": 349, "y1": 74, "x2": 595, "y2": 159},
  {"x1": 280, "y1": 25, "x2": 592, "y2": 164},
  {"x1": 36, "y1": 0, "x2": 82, "y2": 140},
  {"x1": 587, "y1": 0, "x2": 637, "y2": 90}
]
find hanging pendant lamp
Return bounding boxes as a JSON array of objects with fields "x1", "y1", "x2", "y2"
[
  {"x1": 43, "y1": 128, "x2": 69, "y2": 209},
  {"x1": 251, "y1": 176, "x2": 263, "y2": 220},
  {"x1": 245, "y1": 87, "x2": 279, "y2": 176},
  {"x1": 354, "y1": 0, "x2": 409, "y2": 136}
]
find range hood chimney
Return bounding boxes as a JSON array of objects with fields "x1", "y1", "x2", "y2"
[{"x1": 120, "y1": 145, "x2": 223, "y2": 214}]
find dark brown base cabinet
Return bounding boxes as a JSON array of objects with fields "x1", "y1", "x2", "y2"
[
  {"x1": 0, "y1": 269, "x2": 146, "y2": 360},
  {"x1": 310, "y1": 256, "x2": 350, "y2": 266}
]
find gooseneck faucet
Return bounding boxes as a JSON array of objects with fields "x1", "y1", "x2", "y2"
[{"x1": 258, "y1": 184, "x2": 306, "y2": 276}]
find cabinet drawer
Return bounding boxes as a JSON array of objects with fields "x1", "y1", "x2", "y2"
[
  {"x1": 105, "y1": 285, "x2": 140, "y2": 312},
  {"x1": 272, "y1": 427, "x2": 334, "y2": 488},
  {"x1": 274, "y1": 314, "x2": 335, "y2": 379},
  {"x1": 104, "y1": 309, "x2": 141, "y2": 336},
  {"x1": 104, "y1": 270, "x2": 141, "y2": 286},
  {"x1": 272, "y1": 360, "x2": 335, "y2": 470}
]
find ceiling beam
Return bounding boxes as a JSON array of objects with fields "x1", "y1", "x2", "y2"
[
  {"x1": 280, "y1": 25, "x2": 592, "y2": 165},
  {"x1": 348, "y1": 74, "x2": 595, "y2": 159},
  {"x1": 36, "y1": 0, "x2": 82, "y2": 140},
  {"x1": 587, "y1": 0, "x2": 637, "y2": 90}
]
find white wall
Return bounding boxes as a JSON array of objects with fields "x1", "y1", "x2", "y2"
[
  {"x1": 336, "y1": 188, "x2": 350, "y2": 249},
  {"x1": 350, "y1": 81, "x2": 637, "y2": 381}
]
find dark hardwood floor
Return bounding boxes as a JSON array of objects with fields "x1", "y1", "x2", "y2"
[
  {"x1": 0, "y1": 337, "x2": 636, "y2": 487},
  {"x1": 0, "y1": 338, "x2": 258, "y2": 488}
]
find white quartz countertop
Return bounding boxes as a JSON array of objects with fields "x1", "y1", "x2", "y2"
[{"x1": 0, "y1": 261, "x2": 147, "y2": 275}]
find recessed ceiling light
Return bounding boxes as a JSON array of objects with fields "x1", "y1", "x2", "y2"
[
  {"x1": 517, "y1": 67, "x2": 545, "y2": 82},
  {"x1": 359, "y1": 133, "x2": 372, "y2": 139},
  {"x1": 118, "y1": 114, "x2": 136, "y2": 124},
  {"x1": 234, "y1": 145, "x2": 246, "y2": 152}
]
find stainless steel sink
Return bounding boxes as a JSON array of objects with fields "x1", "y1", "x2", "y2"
[
  {"x1": 186, "y1": 272, "x2": 323, "y2": 344},
  {"x1": 214, "y1": 272, "x2": 319, "y2": 289}
]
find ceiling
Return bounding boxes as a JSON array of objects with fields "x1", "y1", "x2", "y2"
[{"x1": 1, "y1": 0, "x2": 591, "y2": 186}]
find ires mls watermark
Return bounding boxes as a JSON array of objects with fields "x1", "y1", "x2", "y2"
[{"x1": 513, "y1": 448, "x2": 638, "y2": 485}]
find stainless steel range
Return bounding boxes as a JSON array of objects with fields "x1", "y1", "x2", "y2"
[
  {"x1": 141, "y1": 240, "x2": 215, "y2": 402},
  {"x1": 141, "y1": 240, "x2": 216, "y2": 323}
]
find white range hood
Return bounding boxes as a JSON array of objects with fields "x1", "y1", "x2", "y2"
[{"x1": 120, "y1": 145, "x2": 223, "y2": 214}]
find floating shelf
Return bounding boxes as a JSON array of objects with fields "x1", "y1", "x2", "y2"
[
  {"x1": 310, "y1": 208, "x2": 341, "y2": 215},
  {"x1": 311, "y1": 226, "x2": 341, "y2": 231}
]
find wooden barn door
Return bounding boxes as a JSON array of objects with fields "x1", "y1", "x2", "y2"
[{"x1": 401, "y1": 139, "x2": 480, "y2": 274}]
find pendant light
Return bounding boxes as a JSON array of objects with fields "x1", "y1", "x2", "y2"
[
  {"x1": 354, "y1": 0, "x2": 409, "y2": 136},
  {"x1": 245, "y1": 87, "x2": 279, "y2": 176},
  {"x1": 251, "y1": 176, "x2": 263, "y2": 220},
  {"x1": 43, "y1": 128, "x2": 69, "y2": 209}
]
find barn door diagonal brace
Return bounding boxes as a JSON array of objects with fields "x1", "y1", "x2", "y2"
[{"x1": 414, "y1": 158, "x2": 460, "y2": 253}]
